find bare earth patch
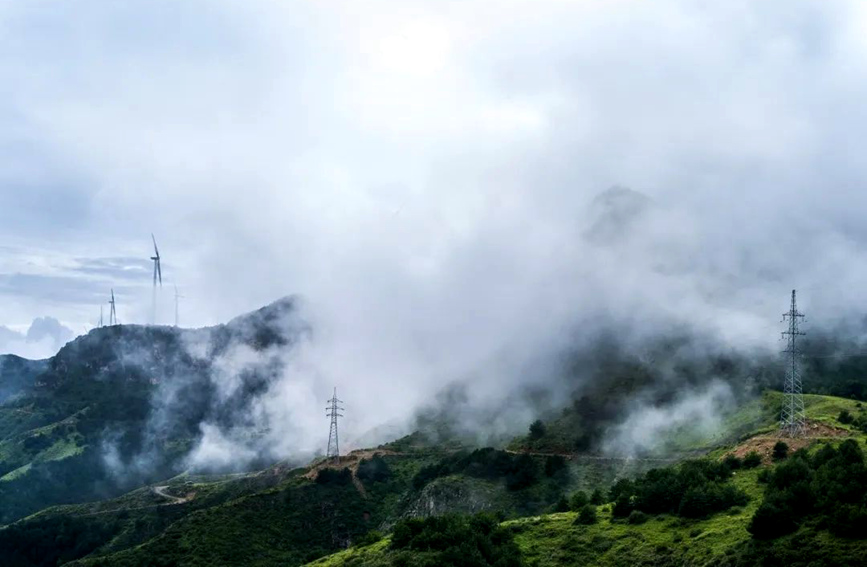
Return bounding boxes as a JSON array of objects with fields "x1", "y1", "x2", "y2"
[{"x1": 726, "y1": 420, "x2": 849, "y2": 463}]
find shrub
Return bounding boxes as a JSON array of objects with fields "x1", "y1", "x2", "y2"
[
  {"x1": 612, "y1": 494, "x2": 634, "y2": 518},
  {"x1": 544, "y1": 455, "x2": 567, "y2": 477},
  {"x1": 553, "y1": 496, "x2": 570, "y2": 513},
  {"x1": 528, "y1": 420, "x2": 547, "y2": 440},
  {"x1": 315, "y1": 467, "x2": 353, "y2": 485},
  {"x1": 575, "y1": 505, "x2": 597, "y2": 525},
  {"x1": 772, "y1": 441, "x2": 789, "y2": 461},
  {"x1": 357, "y1": 455, "x2": 392, "y2": 483},
  {"x1": 354, "y1": 530, "x2": 383, "y2": 547},
  {"x1": 742, "y1": 452, "x2": 762, "y2": 469},
  {"x1": 569, "y1": 491, "x2": 588, "y2": 511},
  {"x1": 838, "y1": 410, "x2": 854, "y2": 425},
  {"x1": 723, "y1": 454, "x2": 742, "y2": 470},
  {"x1": 590, "y1": 488, "x2": 605, "y2": 505},
  {"x1": 505, "y1": 455, "x2": 538, "y2": 491},
  {"x1": 627, "y1": 510, "x2": 649, "y2": 525},
  {"x1": 390, "y1": 514, "x2": 524, "y2": 566}
]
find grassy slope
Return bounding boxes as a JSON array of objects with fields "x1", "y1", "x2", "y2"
[{"x1": 304, "y1": 391, "x2": 867, "y2": 567}]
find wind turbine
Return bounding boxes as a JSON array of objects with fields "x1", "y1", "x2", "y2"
[
  {"x1": 151, "y1": 234, "x2": 162, "y2": 324},
  {"x1": 109, "y1": 289, "x2": 117, "y2": 326},
  {"x1": 98, "y1": 305, "x2": 104, "y2": 328},
  {"x1": 174, "y1": 285, "x2": 184, "y2": 327}
]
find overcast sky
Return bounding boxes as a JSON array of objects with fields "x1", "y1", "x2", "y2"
[{"x1": 3, "y1": 0, "x2": 867, "y2": 378}]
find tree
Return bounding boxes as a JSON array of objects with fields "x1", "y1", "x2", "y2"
[
  {"x1": 742, "y1": 452, "x2": 762, "y2": 469},
  {"x1": 569, "y1": 490, "x2": 588, "y2": 511},
  {"x1": 838, "y1": 410, "x2": 854, "y2": 425},
  {"x1": 772, "y1": 441, "x2": 789, "y2": 462},
  {"x1": 553, "y1": 496, "x2": 570, "y2": 513},
  {"x1": 590, "y1": 489, "x2": 605, "y2": 505},
  {"x1": 575, "y1": 504, "x2": 597, "y2": 525},
  {"x1": 528, "y1": 420, "x2": 547, "y2": 440}
]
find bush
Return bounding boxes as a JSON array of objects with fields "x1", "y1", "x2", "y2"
[
  {"x1": 590, "y1": 488, "x2": 605, "y2": 505},
  {"x1": 742, "y1": 452, "x2": 762, "y2": 469},
  {"x1": 357, "y1": 455, "x2": 392, "y2": 483},
  {"x1": 723, "y1": 454, "x2": 742, "y2": 470},
  {"x1": 390, "y1": 514, "x2": 524, "y2": 566},
  {"x1": 627, "y1": 510, "x2": 649, "y2": 525},
  {"x1": 772, "y1": 441, "x2": 789, "y2": 461},
  {"x1": 569, "y1": 491, "x2": 588, "y2": 511},
  {"x1": 544, "y1": 455, "x2": 567, "y2": 477},
  {"x1": 505, "y1": 455, "x2": 538, "y2": 491},
  {"x1": 749, "y1": 439, "x2": 867, "y2": 539},
  {"x1": 553, "y1": 496, "x2": 570, "y2": 513},
  {"x1": 354, "y1": 530, "x2": 383, "y2": 547},
  {"x1": 315, "y1": 467, "x2": 353, "y2": 485},
  {"x1": 528, "y1": 420, "x2": 547, "y2": 440},
  {"x1": 838, "y1": 410, "x2": 854, "y2": 425},
  {"x1": 575, "y1": 504, "x2": 597, "y2": 525}
]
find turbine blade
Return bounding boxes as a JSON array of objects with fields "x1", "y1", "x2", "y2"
[
  {"x1": 158, "y1": 262, "x2": 162, "y2": 285},
  {"x1": 152, "y1": 234, "x2": 160, "y2": 258}
]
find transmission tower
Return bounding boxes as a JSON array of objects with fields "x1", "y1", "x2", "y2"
[
  {"x1": 326, "y1": 387, "x2": 344, "y2": 463},
  {"x1": 780, "y1": 289, "x2": 806, "y2": 437}
]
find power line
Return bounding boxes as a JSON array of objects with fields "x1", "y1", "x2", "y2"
[{"x1": 780, "y1": 289, "x2": 806, "y2": 438}]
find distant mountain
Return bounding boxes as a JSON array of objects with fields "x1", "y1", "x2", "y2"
[
  {"x1": 0, "y1": 316, "x2": 75, "y2": 359},
  {"x1": 583, "y1": 185, "x2": 652, "y2": 245},
  {"x1": 0, "y1": 296, "x2": 308, "y2": 524}
]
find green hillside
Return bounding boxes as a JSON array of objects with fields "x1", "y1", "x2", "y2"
[{"x1": 304, "y1": 392, "x2": 867, "y2": 567}]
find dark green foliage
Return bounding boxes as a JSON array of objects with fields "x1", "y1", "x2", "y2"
[
  {"x1": 505, "y1": 455, "x2": 538, "y2": 491},
  {"x1": 838, "y1": 410, "x2": 854, "y2": 425},
  {"x1": 569, "y1": 490, "x2": 589, "y2": 511},
  {"x1": 0, "y1": 515, "x2": 119, "y2": 567},
  {"x1": 390, "y1": 514, "x2": 524, "y2": 566},
  {"x1": 610, "y1": 459, "x2": 746, "y2": 520},
  {"x1": 553, "y1": 496, "x2": 570, "y2": 513},
  {"x1": 575, "y1": 504, "x2": 598, "y2": 525},
  {"x1": 627, "y1": 510, "x2": 649, "y2": 525},
  {"x1": 315, "y1": 467, "x2": 353, "y2": 485},
  {"x1": 742, "y1": 451, "x2": 762, "y2": 469},
  {"x1": 355, "y1": 530, "x2": 384, "y2": 547},
  {"x1": 544, "y1": 455, "x2": 567, "y2": 477},
  {"x1": 357, "y1": 455, "x2": 392, "y2": 483},
  {"x1": 772, "y1": 441, "x2": 789, "y2": 461},
  {"x1": 528, "y1": 420, "x2": 547, "y2": 440},
  {"x1": 590, "y1": 488, "x2": 605, "y2": 505},
  {"x1": 22, "y1": 434, "x2": 52, "y2": 453},
  {"x1": 749, "y1": 439, "x2": 867, "y2": 539},
  {"x1": 723, "y1": 454, "x2": 742, "y2": 470},
  {"x1": 411, "y1": 448, "x2": 541, "y2": 492}
]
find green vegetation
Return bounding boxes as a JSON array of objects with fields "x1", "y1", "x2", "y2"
[
  {"x1": 608, "y1": 459, "x2": 748, "y2": 520},
  {"x1": 749, "y1": 439, "x2": 867, "y2": 539}
]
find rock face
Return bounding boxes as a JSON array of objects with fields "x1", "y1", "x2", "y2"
[{"x1": 405, "y1": 476, "x2": 498, "y2": 518}]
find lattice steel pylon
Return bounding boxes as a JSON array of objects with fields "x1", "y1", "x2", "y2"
[
  {"x1": 326, "y1": 388, "x2": 344, "y2": 463},
  {"x1": 780, "y1": 289, "x2": 807, "y2": 437}
]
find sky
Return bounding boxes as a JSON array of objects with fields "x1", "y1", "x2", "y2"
[{"x1": 3, "y1": 1, "x2": 867, "y2": 395}]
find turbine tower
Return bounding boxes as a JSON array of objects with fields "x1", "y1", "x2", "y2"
[
  {"x1": 150, "y1": 234, "x2": 162, "y2": 324},
  {"x1": 326, "y1": 388, "x2": 344, "y2": 463},
  {"x1": 780, "y1": 289, "x2": 807, "y2": 437},
  {"x1": 174, "y1": 285, "x2": 184, "y2": 327},
  {"x1": 109, "y1": 289, "x2": 117, "y2": 326}
]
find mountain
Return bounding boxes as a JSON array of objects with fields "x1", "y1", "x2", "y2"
[
  {"x1": 4, "y1": 299, "x2": 867, "y2": 566},
  {"x1": 0, "y1": 317, "x2": 75, "y2": 359},
  {"x1": 0, "y1": 297, "x2": 308, "y2": 524},
  {"x1": 2, "y1": 391, "x2": 867, "y2": 566}
]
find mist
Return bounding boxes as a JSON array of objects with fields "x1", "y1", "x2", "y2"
[{"x1": 4, "y1": 1, "x2": 867, "y2": 469}]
